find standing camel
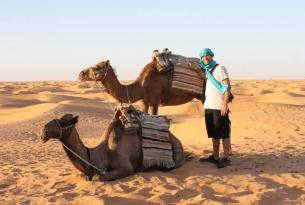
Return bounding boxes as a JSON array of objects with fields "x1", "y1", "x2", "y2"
[
  {"x1": 79, "y1": 60, "x2": 205, "y2": 114},
  {"x1": 41, "y1": 114, "x2": 185, "y2": 181}
]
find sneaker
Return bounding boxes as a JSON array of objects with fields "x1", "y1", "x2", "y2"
[
  {"x1": 217, "y1": 158, "x2": 231, "y2": 168},
  {"x1": 199, "y1": 154, "x2": 220, "y2": 164}
]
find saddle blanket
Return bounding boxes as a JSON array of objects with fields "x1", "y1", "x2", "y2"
[
  {"x1": 172, "y1": 66, "x2": 204, "y2": 94},
  {"x1": 116, "y1": 105, "x2": 175, "y2": 169}
]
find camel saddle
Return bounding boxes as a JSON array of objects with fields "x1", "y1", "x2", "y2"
[
  {"x1": 152, "y1": 48, "x2": 203, "y2": 73},
  {"x1": 115, "y1": 105, "x2": 175, "y2": 169},
  {"x1": 152, "y1": 49, "x2": 205, "y2": 97}
]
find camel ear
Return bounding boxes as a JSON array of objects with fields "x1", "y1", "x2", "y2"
[
  {"x1": 106, "y1": 60, "x2": 110, "y2": 66},
  {"x1": 71, "y1": 116, "x2": 79, "y2": 124},
  {"x1": 61, "y1": 114, "x2": 73, "y2": 120}
]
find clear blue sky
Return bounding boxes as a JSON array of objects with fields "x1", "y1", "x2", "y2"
[{"x1": 1, "y1": 0, "x2": 304, "y2": 81}]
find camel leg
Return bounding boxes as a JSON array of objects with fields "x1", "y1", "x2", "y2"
[
  {"x1": 99, "y1": 160, "x2": 134, "y2": 181},
  {"x1": 139, "y1": 100, "x2": 149, "y2": 113},
  {"x1": 144, "y1": 103, "x2": 149, "y2": 114},
  {"x1": 152, "y1": 104, "x2": 159, "y2": 115}
]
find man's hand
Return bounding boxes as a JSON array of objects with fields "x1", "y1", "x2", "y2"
[{"x1": 221, "y1": 104, "x2": 228, "y2": 116}]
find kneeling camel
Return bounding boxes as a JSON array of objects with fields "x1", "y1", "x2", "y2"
[{"x1": 41, "y1": 114, "x2": 185, "y2": 181}]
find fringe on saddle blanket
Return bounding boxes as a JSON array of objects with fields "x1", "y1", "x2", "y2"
[{"x1": 117, "y1": 105, "x2": 175, "y2": 169}]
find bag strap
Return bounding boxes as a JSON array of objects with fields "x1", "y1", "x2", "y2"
[{"x1": 210, "y1": 63, "x2": 219, "y2": 74}]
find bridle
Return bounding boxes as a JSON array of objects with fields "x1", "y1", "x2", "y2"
[
  {"x1": 89, "y1": 65, "x2": 109, "y2": 83},
  {"x1": 90, "y1": 65, "x2": 131, "y2": 105},
  {"x1": 53, "y1": 119, "x2": 74, "y2": 141},
  {"x1": 87, "y1": 65, "x2": 118, "y2": 112},
  {"x1": 51, "y1": 119, "x2": 108, "y2": 180}
]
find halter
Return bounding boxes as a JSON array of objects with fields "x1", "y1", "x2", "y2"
[
  {"x1": 90, "y1": 65, "x2": 131, "y2": 105},
  {"x1": 90, "y1": 66, "x2": 109, "y2": 83},
  {"x1": 88, "y1": 66, "x2": 117, "y2": 112},
  {"x1": 52, "y1": 119, "x2": 108, "y2": 180},
  {"x1": 53, "y1": 119, "x2": 74, "y2": 141}
]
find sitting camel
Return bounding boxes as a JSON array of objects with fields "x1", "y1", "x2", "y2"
[
  {"x1": 79, "y1": 60, "x2": 205, "y2": 114},
  {"x1": 41, "y1": 114, "x2": 185, "y2": 181}
]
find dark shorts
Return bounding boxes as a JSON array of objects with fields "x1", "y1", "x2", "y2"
[{"x1": 205, "y1": 109, "x2": 231, "y2": 140}]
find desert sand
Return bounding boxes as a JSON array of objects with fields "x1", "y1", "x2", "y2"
[{"x1": 1, "y1": 80, "x2": 305, "y2": 204}]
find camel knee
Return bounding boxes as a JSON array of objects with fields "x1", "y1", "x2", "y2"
[
  {"x1": 85, "y1": 175, "x2": 93, "y2": 181},
  {"x1": 99, "y1": 160, "x2": 134, "y2": 181}
]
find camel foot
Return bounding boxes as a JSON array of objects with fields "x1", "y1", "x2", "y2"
[{"x1": 98, "y1": 171, "x2": 114, "y2": 181}]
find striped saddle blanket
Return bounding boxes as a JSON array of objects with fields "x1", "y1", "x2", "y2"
[
  {"x1": 152, "y1": 49, "x2": 204, "y2": 94},
  {"x1": 116, "y1": 105, "x2": 175, "y2": 169},
  {"x1": 171, "y1": 56, "x2": 204, "y2": 94}
]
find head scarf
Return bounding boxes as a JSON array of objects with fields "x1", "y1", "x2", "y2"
[{"x1": 199, "y1": 48, "x2": 228, "y2": 94}]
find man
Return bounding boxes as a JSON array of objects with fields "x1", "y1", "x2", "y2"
[{"x1": 199, "y1": 48, "x2": 232, "y2": 168}]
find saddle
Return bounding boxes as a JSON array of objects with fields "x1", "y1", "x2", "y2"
[
  {"x1": 152, "y1": 48, "x2": 203, "y2": 75},
  {"x1": 115, "y1": 105, "x2": 175, "y2": 169}
]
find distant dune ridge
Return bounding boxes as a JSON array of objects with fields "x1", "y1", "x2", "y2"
[{"x1": 0, "y1": 80, "x2": 305, "y2": 204}]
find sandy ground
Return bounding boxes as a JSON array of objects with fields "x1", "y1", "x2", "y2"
[{"x1": 0, "y1": 80, "x2": 305, "y2": 204}]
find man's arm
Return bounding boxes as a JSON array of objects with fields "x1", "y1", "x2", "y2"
[{"x1": 221, "y1": 78, "x2": 231, "y2": 116}]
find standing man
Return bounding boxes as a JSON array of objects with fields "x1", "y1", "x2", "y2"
[{"x1": 199, "y1": 48, "x2": 232, "y2": 168}]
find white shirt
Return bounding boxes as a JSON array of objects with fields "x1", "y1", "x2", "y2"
[{"x1": 203, "y1": 65, "x2": 229, "y2": 110}]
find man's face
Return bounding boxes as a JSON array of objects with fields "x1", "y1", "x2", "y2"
[{"x1": 202, "y1": 55, "x2": 213, "y2": 64}]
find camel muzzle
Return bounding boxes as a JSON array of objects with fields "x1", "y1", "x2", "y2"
[{"x1": 40, "y1": 131, "x2": 49, "y2": 143}]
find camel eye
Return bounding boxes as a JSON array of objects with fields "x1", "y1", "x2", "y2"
[{"x1": 90, "y1": 68, "x2": 98, "y2": 73}]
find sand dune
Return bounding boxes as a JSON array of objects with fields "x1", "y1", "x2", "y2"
[
  {"x1": 0, "y1": 103, "x2": 58, "y2": 124},
  {"x1": 0, "y1": 80, "x2": 305, "y2": 204}
]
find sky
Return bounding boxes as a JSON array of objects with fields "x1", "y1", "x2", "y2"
[{"x1": 0, "y1": 0, "x2": 305, "y2": 81}]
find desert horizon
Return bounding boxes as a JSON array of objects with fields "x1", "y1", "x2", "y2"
[
  {"x1": 1, "y1": 79, "x2": 305, "y2": 204},
  {"x1": 2, "y1": 0, "x2": 305, "y2": 204}
]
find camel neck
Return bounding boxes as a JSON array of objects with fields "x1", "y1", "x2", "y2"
[
  {"x1": 101, "y1": 69, "x2": 143, "y2": 103},
  {"x1": 61, "y1": 128, "x2": 92, "y2": 175}
]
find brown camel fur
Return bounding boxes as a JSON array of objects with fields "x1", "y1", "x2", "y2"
[
  {"x1": 79, "y1": 60, "x2": 206, "y2": 114},
  {"x1": 41, "y1": 114, "x2": 185, "y2": 181}
]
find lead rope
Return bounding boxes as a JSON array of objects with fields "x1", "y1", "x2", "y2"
[
  {"x1": 55, "y1": 120, "x2": 107, "y2": 176},
  {"x1": 59, "y1": 141, "x2": 107, "y2": 175},
  {"x1": 92, "y1": 68, "x2": 115, "y2": 114},
  {"x1": 126, "y1": 84, "x2": 131, "y2": 105}
]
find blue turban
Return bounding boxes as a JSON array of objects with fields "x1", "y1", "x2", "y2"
[{"x1": 199, "y1": 48, "x2": 214, "y2": 58}]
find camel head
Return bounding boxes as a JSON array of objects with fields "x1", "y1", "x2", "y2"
[
  {"x1": 79, "y1": 60, "x2": 111, "y2": 82},
  {"x1": 41, "y1": 114, "x2": 78, "y2": 143}
]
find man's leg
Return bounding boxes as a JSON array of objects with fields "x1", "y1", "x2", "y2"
[
  {"x1": 217, "y1": 137, "x2": 231, "y2": 168},
  {"x1": 229, "y1": 137, "x2": 232, "y2": 155},
  {"x1": 212, "y1": 138, "x2": 220, "y2": 159},
  {"x1": 200, "y1": 138, "x2": 220, "y2": 163},
  {"x1": 222, "y1": 138, "x2": 230, "y2": 159}
]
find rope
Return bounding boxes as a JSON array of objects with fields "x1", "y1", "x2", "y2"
[
  {"x1": 126, "y1": 84, "x2": 131, "y2": 105},
  {"x1": 59, "y1": 141, "x2": 107, "y2": 175},
  {"x1": 91, "y1": 68, "x2": 115, "y2": 114},
  {"x1": 54, "y1": 119, "x2": 107, "y2": 176},
  {"x1": 94, "y1": 80, "x2": 115, "y2": 114}
]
